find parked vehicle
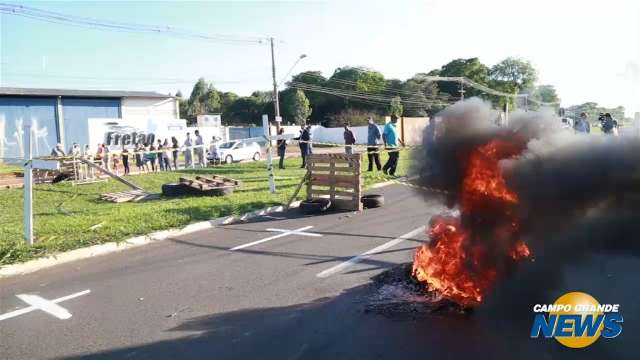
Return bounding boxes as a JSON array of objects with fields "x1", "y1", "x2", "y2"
[{"x1": 212, "y1": 141, "x2": 261, "y2": 164}]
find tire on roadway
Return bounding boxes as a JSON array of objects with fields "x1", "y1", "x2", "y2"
[
  {"x1": 361, "y1": 194, "x2": 384, "y2": 208},
  {"x1": 299, "y1": 198, "x2": 332, "y2": 215}
]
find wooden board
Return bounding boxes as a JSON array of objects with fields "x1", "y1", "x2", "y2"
[{"x1": 100, "y1": 190, "x2": 158, "y2": 203}]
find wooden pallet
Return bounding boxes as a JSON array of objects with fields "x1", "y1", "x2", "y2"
[
  {"x1": 100, "y1": 190, "x2": 160, "y2": 203},
  {"x1": 306, "y1": 153, "x2": 362, "y2": 211},
  {"x1": 178, "y1": 175, "x2": 241, "y2": 192}
]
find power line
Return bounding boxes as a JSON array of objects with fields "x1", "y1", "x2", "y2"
[
  {"x1": 295, "y1": 72, "x2": 456, "y2": 101},
  {"x1": 289, "y1": 82, "x2": 454, "y2": 107},
  {"x1": 345, "y1": 67, "x2": 561, "y2": 106},
  {"x1": 0, "y1": 2, "x2": 267, "y2": 45},
  {"x1": 2, "y1": 72, "x2": 252, "y2": 85}
]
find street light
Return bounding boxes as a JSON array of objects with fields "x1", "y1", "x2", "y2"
[
  {"x1": 279, "y1": 54, "x2": 307, "y2": 87},
  {"x1": 270, "y1": 37, "x2": 307, "y2": 128}
]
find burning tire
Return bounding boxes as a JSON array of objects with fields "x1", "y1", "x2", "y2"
[
  {"x1": 299, "y1": 198, "x2": 332, "y2": 215},
  {"x1": 361, "y1": 194, "x2": 384, "y2": 208},
  {"x1": 161, "y1": 183, "x2": 191, "y2": 197}
]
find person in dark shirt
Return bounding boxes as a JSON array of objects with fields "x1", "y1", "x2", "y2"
[
  {"x1": 157, "y1": 139, "x2": 165, "y2": 171},
  {"x1": 277, "y1": 128, "x2": 287, "y2": 169},
  {"x1": 295, "y1": 124, "x2": 311, "y2": 168},
  {"x1": 171, "y1": 137, "x2": 179, "y2": 169},
  {"x1": 121, "y1": 146, "x2": 130, "y2": 175},
  {"x1": 135, "y1": 144, "x2": 144, "y2": 173},
  {"x1": 343, "y1": 122, "x2": 356, "y2": 155}
]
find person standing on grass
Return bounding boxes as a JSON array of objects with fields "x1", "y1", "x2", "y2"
[
  {"x1": 295, "y1": 123, "x2": 311, "y2": 168},
  {"x1": 83, "y1": 145, "x2": 94, "y2": 178},
  {"x1": 135, "y1": 144, "x2": 145, "y2": 173},
  {"x1": 366, "y1": 117, "x2": 382, "y2": 171},
  {"x1": 102, "y1": 144, "x2": 111, "y2": 171},
  {"x1": 157, "y1": 139, "x2": 165, "y2": 171},
  {"x1": 277, "y1": 128, "x2": 287, "y2": 169},
  {"x1": 171, "y1": 136, "x2": 179, "y2": 169},
  {"x1": 148, "y1": 143, "x2": 158, "y2": 172},
  {"x1": 209, "y1": 136, "x2": 220, "y2": 165},
  {"x1": 574, "y1": 112, "x2": 591, "y2": 134},
  {"x1": 184, "y1": 132, "x2": 193, "y2": 168},
  {"x1": 382, "y1": 115, "x2": 402, "y2": 177},
  {"x1": 194, "y1": 130, "x2": 205, "y2": 167},
  {"x1": 112, "y1": 150, "x2": 120, "y2": 175},
  {"x1": 163, "y1": 139, "x2": 172, "y2": 171},
  {"x1": 343, "y1": 122, "x2": 356, "y2": 155},
  {"x1": 121, "y1": 145, "x2": 130, "y2": 175}
]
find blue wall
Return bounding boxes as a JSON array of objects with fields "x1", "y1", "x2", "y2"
[
  {"x1": 0, "y1": 97, "x2": 58, "y2": 159},
  {"x1": 62, "y1": 98, "x2": 120, "y2": 149},
  {"x1": 0, "y1": 96, "x2": 122, "y2": 161}
]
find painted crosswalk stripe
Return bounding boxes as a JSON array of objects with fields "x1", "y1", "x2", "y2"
[{"x1": 316, "y1": 226, "x2": 426, "y2": 278}]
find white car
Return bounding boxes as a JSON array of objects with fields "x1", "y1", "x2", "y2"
[{"x1": 215, "y1": 141, "x2": 262, "y2": 164}]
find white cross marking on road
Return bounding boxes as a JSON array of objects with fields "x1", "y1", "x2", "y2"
[
  {"x1": 230, "y1": 226, "x2": 321, "y2": 251},
  {"x1": 0, "y1": 289, "x2": 91, "y2": 322}
]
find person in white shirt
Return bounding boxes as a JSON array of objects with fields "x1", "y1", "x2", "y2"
[
  {"x1": 209, "y1": 136, "x2": 220, "y2": 165},
  {"x1": 194, "y1": 130, "x2": 205, "y2": 167},
  {"x1": 183, "y1": 133, "x2": 193, "y2": 168}
]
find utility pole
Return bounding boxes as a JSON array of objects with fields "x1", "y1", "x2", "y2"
[
  {"x1": 23, "y1": 120, "x2": 33, "y2": 245},
  {"x1": 262, "y1": 114, "x2": 276, "y2": 193},
  {"x1": 270, "y1": 37, "x2": 281, "y2": 133}
]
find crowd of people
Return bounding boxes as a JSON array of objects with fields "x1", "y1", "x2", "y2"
[
  {"x1": 276, "y1": 115, "x2": 404, "y2": 177},
  {"x1": 49, "y1": 130, "x2": 225, "y2": 176},
  {"x1": 571, "y1": 112, "x2": 620, "y2": 135}
]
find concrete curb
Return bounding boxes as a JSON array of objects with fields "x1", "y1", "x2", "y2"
[{"x1": 0, "y1": 201, "x2": 301, "y2": 279}]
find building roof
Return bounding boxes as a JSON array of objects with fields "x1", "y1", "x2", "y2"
[{"x1": 0, "y1": 87, "x2": 174, "y2": 99}]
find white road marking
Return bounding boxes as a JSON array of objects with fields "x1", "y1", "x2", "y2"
[
  {"x1": 316, "y1": 226, "x2": 426, "y2": 278},
  {"x1": 265, "y1": 228, "x2": 322, "y2": 237},
  {"x1": 230, "y1": 226, "x2": 321, "y2": 251},
  {"x1": 0, "y1": 289, "x2": 91, "y2": 322}
]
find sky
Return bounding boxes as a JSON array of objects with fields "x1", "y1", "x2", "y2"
[{"x1": 1, "y1": 0, "x2": 639, "y2": 115}]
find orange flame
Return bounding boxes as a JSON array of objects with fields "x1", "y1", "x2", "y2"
[{"x1": 412, "y1": 139, "x2": 531, "y2": 307}]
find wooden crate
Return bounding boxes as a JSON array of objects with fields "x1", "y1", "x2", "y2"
[{"x1": 307, "y1": 153, "x2": 362, "y2": 211}]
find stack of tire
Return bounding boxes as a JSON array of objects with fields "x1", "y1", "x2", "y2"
[{"x1": 161, "y1": 183, "x2": 234, "y2": 197}]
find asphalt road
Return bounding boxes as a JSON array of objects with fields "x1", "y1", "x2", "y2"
[{"x1": 0, "y1": 184, "x2": 638, "y2": 359}]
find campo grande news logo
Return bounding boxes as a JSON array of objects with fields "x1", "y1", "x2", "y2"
[{"x1": 530, "y1": 292, "x2": 623, "y2": 348}]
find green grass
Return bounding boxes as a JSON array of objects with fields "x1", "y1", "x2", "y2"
[
  {"x1": 0, "y1": 163, "x2": 22, "y2": 175},
  {"x1": 0, "y1": 150, "x2": 411, "y2": 265}
]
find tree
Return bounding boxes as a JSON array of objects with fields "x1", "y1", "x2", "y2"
[
  {"x1": 401, "y1": 73, "x2": 441, "y2": 116},
  {"x1": 389, "y1": 96, "x2": 403, "y2": 116},
  {"x1": 528, "y1": 85, "x2": 560, "y2": 111},
  {"x1": 329, "y1": 66, "x2": 386, "y2": 93},
  {"x1": 284, "y1": 89, "x2": 312, "y2": 124},
  {"x1": 432, "y1": 58, "x2": 490, "y2": 99},
  {"x1": 204, "y1": 85, "x2": 221, "y2": 113},
  {"x1": 489, "y1": 57, "x2": 537, "y2": 91}
]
